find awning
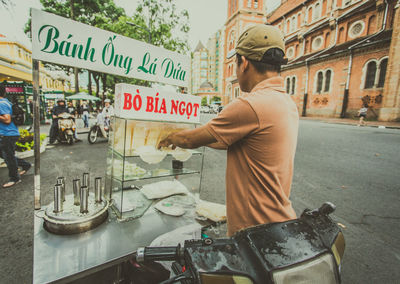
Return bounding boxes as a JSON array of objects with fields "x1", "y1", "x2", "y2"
[{"x1": 66, "y1": 92, "x2": 101, "y2": 101}]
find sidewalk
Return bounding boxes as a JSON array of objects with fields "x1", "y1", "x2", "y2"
[{"x1": 300, "y1": 116, "x2": 400, "y2": 129}]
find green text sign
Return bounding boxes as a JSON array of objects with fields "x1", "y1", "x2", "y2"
[{"x1": 31, "y1": 9, "x2": 190, "y2": 87}]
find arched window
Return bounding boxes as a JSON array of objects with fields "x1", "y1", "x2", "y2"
[
  {"x1": 247, "y1": 0, "x2": 252, "y2": 8},
  {"x1": 291, "y1": 16, "x2": 296, "y2": 32},
  {"x1": 286, "y1": 19, "x2": 290, "y2": 34},
  {"x1": 254, "y1": 0, "x2": 258, "y2": 9},
  {"x1": 365, "y1": 61, "x2": 377, "y2": 89},
  {"x1": 317, "y1": 71, "x2": 324, "y2": 93},
  {"x1": 228, "y1": 30, "x2": 236, "y2": 51},
  {"x1": 298, "y1": 13, "x2": 302, "y2": 28},
  {"x1": 367, "y1": 15, "x2": 376, "y2": 35},
  {"x1": 307, "y1": 7, "x2": 313, "y2": 24},
  {"x1": 324, "y1": 70, "x2": 331, "y2": 92},
  {"x1": 291, "y1": 77, "x2": 296, "y2": 95},
  {"x1": 313, "y1": 3, "x2": 321, "y2": 21},
  {"x1": 286, "y1": 77, "x2": 291, "y2": 94},
  {"x1": 377, "y1": 58, "x2": 388, "y2": 88},
  {"x1": 338, "y1": 27, "x2": 345, "y2": 43},
  {"x1": 325, "y1": 32, "x2": 331, "y2": 48}
]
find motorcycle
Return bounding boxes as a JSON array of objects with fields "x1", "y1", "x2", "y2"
[
  {"x1": 128, "y1": 202, "x2": 345, "y2": 284},
  {"x1": 88, "y1": 122, "x2": 109, "y2": 144},
  {"x1": 56, "y1": 112, "x2": 76, "y2": 145}
]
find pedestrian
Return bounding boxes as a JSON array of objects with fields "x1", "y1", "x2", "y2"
[
  {"x1": 357, "y1": 103, "x2": 368, "y2": 127},
  {"x1": 102, "y1": 99, "x2": 114, "y2": 128},
  {"x1": 76, "y1": 103, "x2": 81, "y2": 118},
  {"x1": 96, "y1": 108, "x2": 108, "y2": 138},
  {"x1": 0, "y1": 83, "x2": 31, "y2": 188},
  {"x1": 66, "y1": 101, "x2": 82, "y2": 142},
  {"x1": 158, "y1": 24, "x2": 298, "y2": 236},
  {"x1": 49, "y1": 99, "x2": 67, "y2": 144},
  {"x1": 81, "y1": 101, "x2": 89, "y2": 128}
]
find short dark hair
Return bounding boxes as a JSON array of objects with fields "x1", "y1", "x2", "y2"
[
  {"x1": 0, "y1": 83, "x2": 5, "y2": 98},
  {"x1": 237, "y1": 48, "x2": 286, "y2": 73}
]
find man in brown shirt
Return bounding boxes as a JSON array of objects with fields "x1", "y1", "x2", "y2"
[{"x1": 158, "y1": 24, "x2": 299, "y2": 236}]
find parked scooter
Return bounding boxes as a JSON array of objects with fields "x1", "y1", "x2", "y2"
[
  {"x1": 128, "y1": 202, "x2": 345, "y2": 284},
  {"x1": 88, "y1": 122, "x2": 109, "y2": 144},
  {"x1": 56, "y1": 112, "x2": 76, "y2": 145}
]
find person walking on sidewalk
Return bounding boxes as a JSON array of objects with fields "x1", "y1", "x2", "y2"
[
  {"x1": 158, "y1": 24, "x2": 298, "y2": 236},
  {"x1": 81, "y1": 101, "x2": 90, "y2": 128},
  {"x1": 0, "y1": 83, "x2": 31, "y2": 188},
  {"x1": 357, "y1": 103, "x2": 368, "y2": 126}
]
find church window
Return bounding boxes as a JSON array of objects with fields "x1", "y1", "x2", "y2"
[
  {"x1": 317, "y1": 71, "x2": 324, "y2": 93},
  {"x1": 365, "y1": 61, "x2": 377, "y2": 89},
  {"x1": 348, "y1": 20, "x2": 365, "y2": 39},
  {"x1": 291, "y1": 77, "x2": 296, "y2": 95},
  {"x1": 377, "y1": 58, "x2": 388, "y2": 88},
  {"x1": 324, "y1": 70, "x2": 332, "y2": 92}
]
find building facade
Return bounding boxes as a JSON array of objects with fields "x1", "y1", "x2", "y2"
[
  {"x1": 222, "y1": 0, "x2": 266, "y2": 105},
  {"x1": 267, "y1": 0, "x2": 399, "y2": 121},
  {"x1": 206, "y1": 0, "x2": 400, "y2": 121},
  {"x1": 190, "y1": 30, "x2": 224, "y2": 103},
  {"x1": 0, "y1": 34, "x2": 71, "y2": 92}
]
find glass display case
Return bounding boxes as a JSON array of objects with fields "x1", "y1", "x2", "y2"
[{"x1": 105, "y1": 117, "x2": 204, "y2": 220}]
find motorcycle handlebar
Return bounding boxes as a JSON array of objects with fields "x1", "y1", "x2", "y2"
[{"x1": 136, "y1": 245, "x2": 182, "y2": 263}]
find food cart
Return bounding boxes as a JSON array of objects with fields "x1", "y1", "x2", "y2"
[{"x1": 31, "y1": 9, "x2": 212, "y2": 283}]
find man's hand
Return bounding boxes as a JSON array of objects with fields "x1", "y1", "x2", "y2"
[
  {"x1": 157, "y1": 126, "x2": 217, "y2": 150},
  {"x1": 0, "y1": 114, "x2": 11, "y2": 124},
  {"x1": 158, "y1": 134, "x2": 176, "y2": 150}
]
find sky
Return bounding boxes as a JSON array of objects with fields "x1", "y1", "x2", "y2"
[{"x1": 1, "y1": 0, "x2": 281, "y2": 51}]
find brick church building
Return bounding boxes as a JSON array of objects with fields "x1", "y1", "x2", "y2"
[{"x1": 221, "y1": 0, "x2": 400, "y2": 121}]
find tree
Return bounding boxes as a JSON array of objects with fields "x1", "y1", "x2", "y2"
[
  {"x1": 211, "y1": 96, "x2": 221, "y2": 103},
  {"x1": 25, "y1": 0, "x2": 126, "y2": 94},
  {"x1": 201, "y1": 97, "x2": 208, "y2": 106},
  {"x1": 26, "y1": 0, "x2": 190, "y2": 98},
  {"x1": 134, "y1": 0, "x2": 190, "y2": 53}
]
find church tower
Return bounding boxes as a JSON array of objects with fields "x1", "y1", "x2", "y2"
[{"x1": 222, "y1": 0, "x2": 266, "y2": 105}]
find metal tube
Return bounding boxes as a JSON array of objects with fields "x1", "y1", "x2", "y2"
[
  {"x1": 33, "y1": 59, "x2": 41, "y2": 210},
  {"x1": 57, "y1": 177, "x2": 65, "y2": 202},
  {"x1": 73, "y1": 179, "x2": 81, "y2": 206},
  {"x1": 95, "y1": 177, "x2": 102, "y2": 203},
  {"x1": 80, "y1": 186, "x2": 89, "y2": 214},
  {"x1": 83, "y1": 173, "x2": 89, "y2": 188},
  {"x1": 53, "y1": 184, "x2": 63, "y2": 213}
]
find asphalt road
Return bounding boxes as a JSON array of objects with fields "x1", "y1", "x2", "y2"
[{"x1": 0, "y1": 114, "x2": 399, "y2": 283}]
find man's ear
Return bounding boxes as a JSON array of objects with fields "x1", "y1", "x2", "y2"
[{"x1": 241, "y1": 55, "x2": 249, "y2": 72}]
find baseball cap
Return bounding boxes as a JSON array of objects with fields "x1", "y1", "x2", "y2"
[
  {"x1": 104, "y1": 99, "x2": 111, "y2": 103},
  {"x1": 227, "y1": 24, "x2": 286, "y2": 64}
]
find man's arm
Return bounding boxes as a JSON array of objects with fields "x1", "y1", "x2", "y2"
[
  {"x1": 0, "y1": 114, "x2": 11, "y2": 124},
  {"x1": 207, "y1": 141, "x2": 228, "y2": 150},
  {"x1": 158, "y1": 125, "x2": 217, "y2": 149}
]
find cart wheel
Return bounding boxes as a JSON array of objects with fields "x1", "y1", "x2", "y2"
[{"x1": 88, "y1": 127, "x2": 98, "y2": 144}]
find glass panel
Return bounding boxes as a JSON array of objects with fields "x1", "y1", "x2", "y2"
[{"x1": 108, "y1": 117, "x2": 203, "y2": 220}]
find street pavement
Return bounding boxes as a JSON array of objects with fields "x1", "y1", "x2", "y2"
[{"x1": 0, "y1": 114, "x2": 399, "y2": 283}]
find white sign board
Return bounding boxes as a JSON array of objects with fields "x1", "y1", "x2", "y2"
[
  {"x1": 115, "y1": 84, "x2": 201, "y2": 124},
  {"x1": 31, "y1": 9, "x2": 190, "y2": 87},
  {"x1": 43, "y1": 93, "x2": 64, "y2": 100}
]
